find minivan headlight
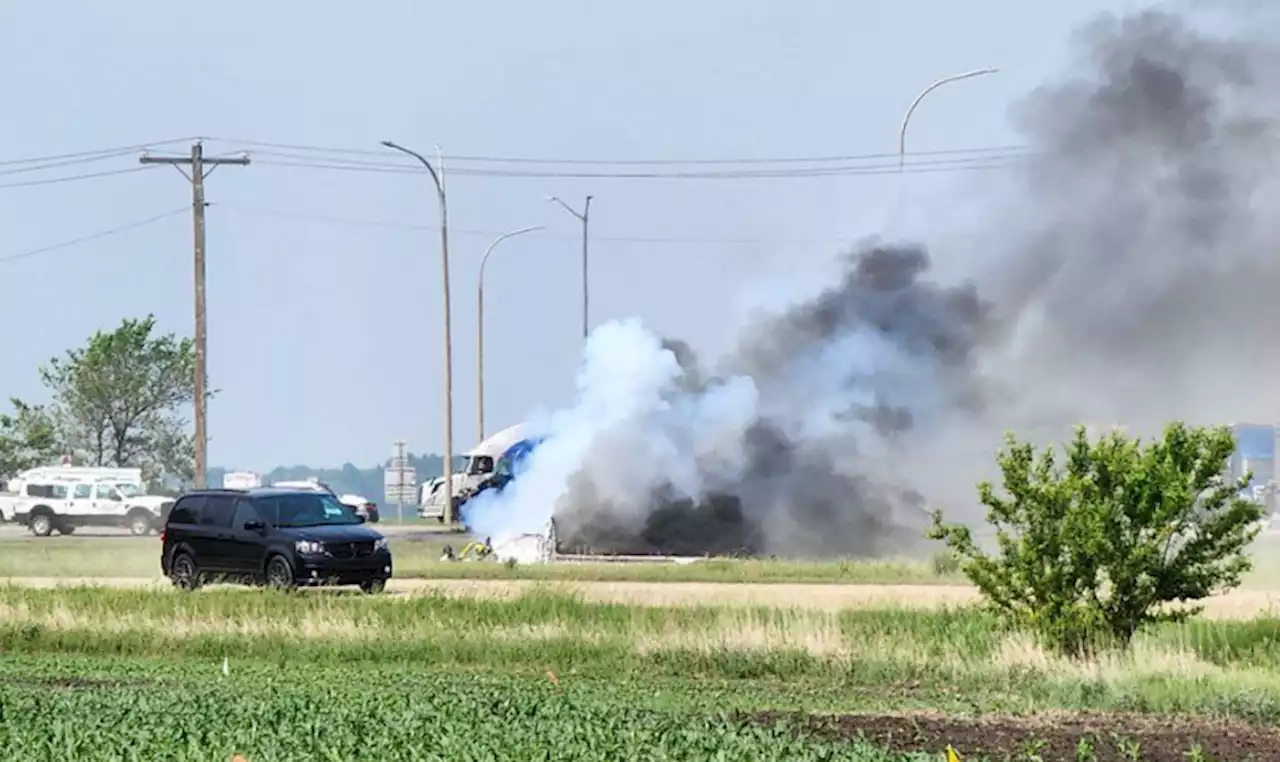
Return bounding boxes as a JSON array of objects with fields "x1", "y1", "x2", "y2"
[
  {"x1": 373, "y1": 538, "x2": 389, "y2": 553},
  {"x1": 295, "y1": 540, "x2": 325, "y2": 555}
]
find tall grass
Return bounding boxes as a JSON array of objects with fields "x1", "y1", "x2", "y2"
[{"x1": 3, "y1": 585, "x2": 1280, "y2": 721}]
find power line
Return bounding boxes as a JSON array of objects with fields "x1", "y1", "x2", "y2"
[
  {"x1": 0, "y1": 165, "x2": 158, "y2": 190},
  {"x1": 203, "y1": 135, "x2": 1031, "y2": 167},
  {"x1": 0, "y1": 207, "x2": 188, "y2": 264},
  {"x1": 252, "y1": 154, "x2": 1025, "y2": 181},
  {"x1": 217, "y1": 202, "x2": 845, "y2": 246},
  {"x1": 0, "y1": 148, "x2": 145, "y2": 177},
  {"x1": 0, "y1": 137, "x2": 193, "y2": 167},
  {"x1": 250, "y1": 147, "x2": 1026, "y2": 172}
]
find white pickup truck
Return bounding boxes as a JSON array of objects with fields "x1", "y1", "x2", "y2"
[{"x1": 1, "y1": 467, "x2": 172, "y2": 537}]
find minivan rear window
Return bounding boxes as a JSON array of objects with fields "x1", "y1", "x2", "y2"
[
  {"x1": 200, "y1": 495, "x2": 236, "y2": 528},
  {"x1": 167, "y1": 495, "x2": 205, "y2": 525}
]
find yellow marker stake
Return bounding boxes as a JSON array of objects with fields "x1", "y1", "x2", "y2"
[{"x1": 946, "y1": 744, "x2": 961, "y2": 762}]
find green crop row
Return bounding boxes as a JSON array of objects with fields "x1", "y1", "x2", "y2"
[{"x1": 0, "y1": 659, "x2": 926, "y2": 762}]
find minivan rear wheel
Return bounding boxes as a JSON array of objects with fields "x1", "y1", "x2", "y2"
[
  {"x1": 265, "y1": 555, "x2": 296, "y2": 591},
  {"x1": 359, "y1": 579, "x2": 386, "y2": 595},
  {"x1": 171, "y1": 552, "x2": 201, "y2": 591}
]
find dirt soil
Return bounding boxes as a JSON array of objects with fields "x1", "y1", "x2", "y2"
[{"x1": 751, "y1": 710, "x2": 1280, "y2": 761}]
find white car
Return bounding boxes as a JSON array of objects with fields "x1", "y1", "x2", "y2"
[{"x1": 270, "y1": 480, "x2": 380, "y2": 523}]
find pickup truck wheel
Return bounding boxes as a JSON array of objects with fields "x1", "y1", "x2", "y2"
[
  {"x1": 28, "y1": 512, "x2": 53, "y2": 537},
  {"x1": 127, "y1": 511, "x2": 153, "y2": 536},
  {"x1": 170, "y1": 552, "x2": 201, "y2": 591}
]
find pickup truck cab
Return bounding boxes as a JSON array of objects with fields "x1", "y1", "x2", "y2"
[{"x1": 11, "y1": 479, "x2": 171, "y2": 537}]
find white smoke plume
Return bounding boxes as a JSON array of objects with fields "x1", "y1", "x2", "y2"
[
  {"x1": 464, "y1": 242, "x2": 990, "y2": 557},
  {"x1": 465, "y1": 5, "x2": 1280, "y2": 557}
]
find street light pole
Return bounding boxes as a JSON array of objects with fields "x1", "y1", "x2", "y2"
[
  {"x1": 382, "y1": 139, "x2": 456, "y2": 525},
  {"x1": 548, "y1": 195, "x2": 593, "y2": 340},
  {"x1": 898, "y1": 68, "x2": 998, "y2": 171},
  {"x1": 477, "y1": 224, "x2": 544, "y2": 440}
]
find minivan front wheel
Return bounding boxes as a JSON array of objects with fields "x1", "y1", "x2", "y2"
[
  {"x1": 265, "y1": 555, "x2": 296, "y2": 591},
  {"x1": 359, "y1": 579, "x2": 387, "y2": 595}
]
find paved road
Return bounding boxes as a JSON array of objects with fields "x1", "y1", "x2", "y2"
[{"x1": 0, "y1": 522, "x2": 457, "y2": 541}]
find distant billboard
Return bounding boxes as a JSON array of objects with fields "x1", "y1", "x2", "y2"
[
  {"x1": 1229, "y1": 425, "x2": 1276, "y2": 503},
  {"x1": 1232, "y1": 423, "x2": 1276, "y2": 461}
]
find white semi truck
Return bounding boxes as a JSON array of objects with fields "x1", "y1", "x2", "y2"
[{"x1": 418, "y1": 423, "x2": 530, "y2": 522}]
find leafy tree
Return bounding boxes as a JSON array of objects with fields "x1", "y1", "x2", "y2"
[
  {"x1": 36, "y1": 315, "x2": 205, "y2": 483},
  {"x1": 0, "y1": 399, "x2": 60, "y2": 478},
  {"x1": 928, "y1": 423, "x2": 1264, "y2": 655}
]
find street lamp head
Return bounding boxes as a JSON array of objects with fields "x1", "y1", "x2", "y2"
[{"x1": 380, "y1": 140, "x2": 396, "y2": 148}]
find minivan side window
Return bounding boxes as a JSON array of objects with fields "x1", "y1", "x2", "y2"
[
  {"x1": 231, "y1": 499, "x2": 260, "y2": 530},
  {"x1": 200, "y1": 495, "x2": 236, "y2": 528},
  {"x1": 168, "y1": 495, "x2": 205, "y2": 525}
]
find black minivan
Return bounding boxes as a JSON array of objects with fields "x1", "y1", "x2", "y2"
[{"x1": 160, "y1": 487, "x2": 393, "y2": 593}]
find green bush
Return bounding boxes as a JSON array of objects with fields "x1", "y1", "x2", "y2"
[
  {"x1": 929, "y1": 422, "x2": 1264, "y2": 656},
  {"x1": 930, "y1": 550, "x2": 960, "y2": 576}
]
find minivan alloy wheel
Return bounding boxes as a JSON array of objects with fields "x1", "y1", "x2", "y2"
[
  {"x1": 171, "y1": 553, "x2": 200, "y2": 591},
  {"x1": 266, "y1": 556, "x2": 296, "y2": 590}
]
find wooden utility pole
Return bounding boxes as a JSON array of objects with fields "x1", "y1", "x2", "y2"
[{"x1": 140, "y1": 140, "x2": 249, "y2": 489}]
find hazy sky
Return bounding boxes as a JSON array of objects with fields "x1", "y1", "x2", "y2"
[{"x1": 0, "y1": 0, "x2": 1150, "y2": 470}]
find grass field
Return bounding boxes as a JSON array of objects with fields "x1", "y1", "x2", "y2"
[
  {"x1": 0, "y1": 535, "x2": 966, "y2": 584},
  {"x1": 6, "y1": 533, "x2": 1280, "y2": 759},
  {"x1": 3, "y1": 585, "x2": 1280, "y2": 760},
  {"x1": 6, "y1": 532, "x2": 1280, "y2": 588}
]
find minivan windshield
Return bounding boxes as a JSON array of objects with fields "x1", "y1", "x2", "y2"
[{"x1": 264, "y1": 493, "x2": 361, "y2": 528}]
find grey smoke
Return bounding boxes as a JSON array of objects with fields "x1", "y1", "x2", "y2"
[
  {"x1": 552, "y1": 242, "x2": 993, "y2": 557},
  {"x1": 986, "y1": 7, "x2": 1280, "y2": 436},
  {"x1": 476, "y1": 5, "x2": 1280, "y2": 557}
]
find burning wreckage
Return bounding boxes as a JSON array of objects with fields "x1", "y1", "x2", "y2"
[
  {"x1": 435, "y1": 425, "x2": 768, "y2": 562},
  {"x1": 431, "y1": 241, "x2": 978, "y2": 563}
]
